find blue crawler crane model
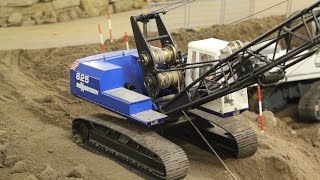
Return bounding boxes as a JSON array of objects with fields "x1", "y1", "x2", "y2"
[{"x1": 70, "y1": 1, "x2": 320, "y2": 179}]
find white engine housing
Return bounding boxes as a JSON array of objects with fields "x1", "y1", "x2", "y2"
[{"x1": 185, "y1": 38, "x2": 249, "y2": 117}]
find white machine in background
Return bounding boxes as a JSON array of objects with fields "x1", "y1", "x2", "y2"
[
  {"x1": 249, "y1": 41, "x2": 320, "y2": 121},
  {"x1": 184, "y1": 37, "x2": 320, "y2": 121},
  {"x1": 247, "y1": 9, "x2": 320, "y2": 122}
]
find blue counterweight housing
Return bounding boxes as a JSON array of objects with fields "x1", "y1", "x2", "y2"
[{"x1": 70, "y1": 50, "x2": 167, "y2": 126}]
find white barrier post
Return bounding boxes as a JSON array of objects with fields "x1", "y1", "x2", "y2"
[
  {"x1": 125, "y1": 32, "x2": 129, "y2": 50},
  {"x1": 107, "y1": 9, "x2": 113, "y2": 43}
]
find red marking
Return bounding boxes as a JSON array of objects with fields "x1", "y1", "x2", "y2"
[
  {"x1": 100, "y1": 43, "x2": 106, "y2": 52},
  {"x1": 124, "y1": 32, "x2": 128, "y2": 42},
  {"x1": 98, "y1": 24, "x2": 102, "y2": 34},
  {"x1": 257, "y1": 85, "x2": 262, "y2": 101},
  {"x1": 70, "y1": 60, "x2": 80, "y2": 70},
  {"x1": 259, "y1": 115, "x2": 265, "y2": 131},
  {"x1": 257, "y1": 85, "x2": 265, "y2": 131},
  {"x1": 107, "y1": 9, "x2": 110, "y2": 19}
]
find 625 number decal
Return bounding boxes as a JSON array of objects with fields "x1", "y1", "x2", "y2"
[{"x1": 76, "y1": 73, "x2": 89, "y2": 83}]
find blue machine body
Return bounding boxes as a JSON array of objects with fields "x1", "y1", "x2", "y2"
[{"x1": 70, "y1": 49, "x2": 167, "y2": 126}]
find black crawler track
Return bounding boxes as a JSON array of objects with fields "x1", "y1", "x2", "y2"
[
  {"x1": 189, "y1": 109, "x2": 258, "y2": 158},
  {"x1": 72, "y1": 114, "x2": 189, "y2": 180}
]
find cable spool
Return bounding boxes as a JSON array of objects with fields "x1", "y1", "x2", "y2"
[
  {"x1": 157, "y1": 71, "x2": 183, "y2": 88},
  {"x1": 228, "y1": 40, "x2": 244, "y2": 52},
  {"x1": 144, "y1": 71, "x2": 183, "y2": 96},
  {"x1": 151, "y1": 45, "x2": 178, "y2": 65},
  {"x1": 220, "y1": 40, "x2": 244, "y2": 56},
  {"x1": 139, "y1": 45, "x2": 178, "y2": 65}
]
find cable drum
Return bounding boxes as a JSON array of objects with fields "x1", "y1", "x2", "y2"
[
  {"x1": 157, "y1": 71, "x2": 183, "y2": 88},
  {"x1": 228, "y1": 40, "x2": 244, "y2": 53},
  {"x1": 220, "y1": 40, "x2": 244, "y2": 56},
  {"x1": 150, "y1": 45, "x2": 178, "y2": 65}
]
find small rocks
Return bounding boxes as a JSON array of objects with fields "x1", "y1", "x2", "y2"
[
  {"x1": 43, "y1": 10, "x2": 57, "y2": 23},
  {"x1": 290, "y1": 123, "x2": 303, "y2": 130},
  {"x1": 0, "y1": 143, "x2": 9, "y2": 153},
  {"x1": 80, "y1": 0, "x2": 99, "y2": 17},
  {"x1": 8, "y1": 12, "x2": 23, "y2": 25},
  {"x1": 52, "y1": 0, "x2": 80, "y2": 10},
  {"x1": 290, "y1": 130, "x2": 297, "y2": 135},
  {"x1": 1, "y1": 23, "x2": 8, "y2": 27},
  {"x1": 113, "y1": 0, "x2": 134, "y2": 13},
  {"x1": 11, "y1": 161, "x2": 28, "y2": 174},
  {"x1": 298, "y1": 134, "x2": 312, "y2": 144},
  {"x1": 1, "y1": 0, "x2": 39, "y2": 7},
  {"x1": 66, "y1": 164, "x2": 87, "y2": 179},
  {"x1": 24, "y1": 174, "x2": 38, "y2": 180},
  {"x1": 281, "y1": 117, "x2": 293, "y2": 124},
  {"x1": 313, "y1": 141, "x2": 320, "y2": 148},
  {"x1": 68, "y1": 7, "x2": 83, "y2": 20},
  {"x1": 261, "y1": 111, "x2": 278, "y2": 128},
  {"x1": 37, "y1": 164, "x2": 60, "y2": 180},
  {"x1": 32, "y1": 10, "x2": 44, "y2": 24},
  {"x1": 4, "y1": 155, "x2": 20, "y2": 167},
  {"x1": 21, "y1": 16, "x2": 36, "y2": 26},
  {"x1": 36, "y1": 95, "x2": 54, "y2": 103},
  {"x1": 7, "y1": 173, "x2": 29, "y2": 180},
  {"x1": 259, "y1": 142, "x2": 271, "y2": 150},
  {"x1": 133, "y1": 0, "x2": 145, "y2": 9},
  {"x1": 267, "y1": 156, "x2": 289, "y2": 172},
  {"x1": 0, "y1": 0, "x2": 107, "y2": 28},
  {"x1": 47, "y1": 149, "x2": 54, "y2": 153},
  {"x1": 0, "y1": 129, "x2": 7, "y2": 137},
  {"x1": 0, "y1": 18, "x2": 7, "y2": 27},
  {"x1": 0, "y1": 0, "x2": 145, "y2": 28},
  {"x1": 56, "y1": 11, "x2": 70, "y2": 22},
  {"x1": 303, "y1": 149, "x2": 312, "y2": 157}
]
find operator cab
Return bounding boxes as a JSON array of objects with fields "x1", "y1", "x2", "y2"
[{"x1": 185, "y1": 38, "x2": 249, "y2": 117}]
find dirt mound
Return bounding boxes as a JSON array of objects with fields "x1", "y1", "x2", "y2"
[{"x1": 0, "y1": 16, "x2": 319, "y2": 180}]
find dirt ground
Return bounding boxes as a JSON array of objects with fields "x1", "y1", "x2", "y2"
[{"x1": 0, "y1": 16, "x2": 320, "y2": 180}]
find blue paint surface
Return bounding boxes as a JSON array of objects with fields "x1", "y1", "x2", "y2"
[{"x1": 70, "y1": 49, "x2": 167, "y2": 126}]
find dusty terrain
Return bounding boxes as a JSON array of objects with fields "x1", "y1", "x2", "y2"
[{"x1": 0, "y1": 16, "x2": 320, "y2": 180}]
